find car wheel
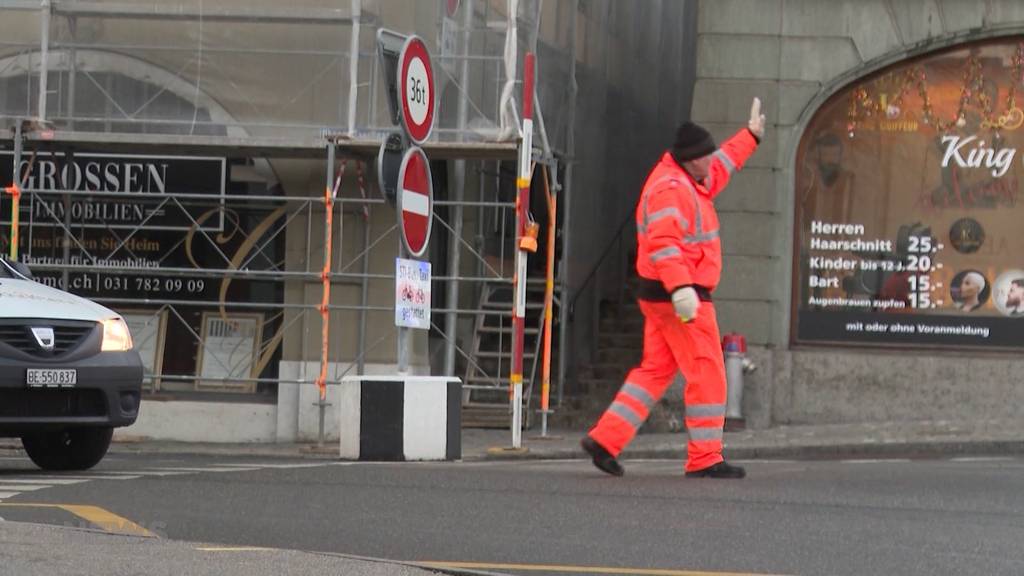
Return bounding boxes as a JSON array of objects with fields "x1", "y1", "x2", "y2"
[{"x1": 21, "y1": 427, "x2": 114, "y2": 471}]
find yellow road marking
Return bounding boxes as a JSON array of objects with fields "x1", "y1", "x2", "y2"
[
  {"x1": 420, "y1": 562, "x2": 789, "y2": 576},
  {"x1": 196, "y1": 547, "x2": 274, "y2": 552},
  {"x1": 0, "y1": 503, "x2": 156, "y2": 538}
]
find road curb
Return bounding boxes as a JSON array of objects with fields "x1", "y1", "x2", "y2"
[{"x1": 473, "y1": 439, "x2": 1024, "y2": 463}]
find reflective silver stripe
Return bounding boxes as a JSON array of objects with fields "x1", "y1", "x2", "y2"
[
  {"x1": 621, "y1": 382, "x2": 656, "y2": 410},
  {"x1": 714, "y1": 149, "x2": 737, "y2": 175},
  {"x1": 609, "y1": 402, "x2": 644, "y2": 428},
  {"x1": 686, "y1": 181, "x2": 703, "y2": 234},
  {"x1": 639, "y1": 176, "x2": 683, "y2": 235},
  {"x1": 685, "y1": 403, "x2": 726, "y2": 418},
  {"x1": 687, "y1": 427, "x2": 723, "y2": 441},
  {"x1": 647, "y1": 206, "x2": 685, "y2": 229},
  {"x1": 649, "y1": 246, "x2": 681, "y2": 263},
  {"x1": 684, "y1": 229, "x2": 720, "y2": 243},
  {"x1": 639, "y1": 192, "x2": 651, "y2": 234}
]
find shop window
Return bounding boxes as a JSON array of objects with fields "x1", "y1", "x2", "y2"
[
  {"x1": 1, "y1": 63, "x2": 284, "y2": 396},
  {"x1": 794, "y1": 37, "x2": 1024, "y2": 349}
]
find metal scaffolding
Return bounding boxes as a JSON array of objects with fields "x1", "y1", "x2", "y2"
[{"x1": 0, "y1": 0, "x2": 574, "y2": 433}]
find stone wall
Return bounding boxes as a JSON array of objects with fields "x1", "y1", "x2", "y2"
[{"x1": 694, "y1": 0, "x2": 1024, "y2": 426}]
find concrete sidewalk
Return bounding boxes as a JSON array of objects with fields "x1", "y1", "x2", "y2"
[
  {"x1": 466, "y1": 418, "x2": 1024, "y2": 462},
  {"x1": 3, "y1": 419, "x2": 1023, "y2": 462}
]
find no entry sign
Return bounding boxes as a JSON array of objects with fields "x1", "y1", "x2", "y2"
[
  {"x1": 397, "y1": 146, "x2": 433, "y2": 257},
  {"x1": 398, "y1": 35, "x2": 435, "y2": 145}
]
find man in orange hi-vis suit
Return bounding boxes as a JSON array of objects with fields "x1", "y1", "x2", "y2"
[{"x1": 582, "y1": 98, "x2": 766, "y2": 479}]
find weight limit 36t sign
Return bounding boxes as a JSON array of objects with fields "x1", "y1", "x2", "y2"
[{"x1": 399, "y1": 36, "x2": 435, "y2": 145}]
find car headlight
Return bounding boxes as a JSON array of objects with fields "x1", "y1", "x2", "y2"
[{"x1": 101, "y1": 318, "x2": 134, "y2": 352}]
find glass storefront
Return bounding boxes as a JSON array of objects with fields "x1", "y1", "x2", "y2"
[
  {"x1": 794, "y1": 38, "x2": 1024, "y2": 349},
  {"x1": 1, "y1": 68, "x2": 285, "y2": 395}
]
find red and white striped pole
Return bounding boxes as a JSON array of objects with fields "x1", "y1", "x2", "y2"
[{"x1": 511, "y1": 52, "x2": 535, "y2": 449}]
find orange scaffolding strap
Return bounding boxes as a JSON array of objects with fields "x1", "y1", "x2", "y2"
[
  {"x1": 4, "y1": 183, "x2": 21, "y2": 261},
  {"x1": 540, "y1": 166, "x2": 555, "y2": 414},
  {"x1": 317, "y1": 162, "x2": 346, "y2": 401}
]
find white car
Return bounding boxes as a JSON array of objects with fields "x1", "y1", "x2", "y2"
[{"x1": 0, "y1": 257, "x2": 142, "y2": 470}]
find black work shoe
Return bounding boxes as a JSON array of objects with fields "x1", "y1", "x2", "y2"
[
  {"x1": 685, "y1": 461, "x2": 746, "y2": 479},
  {"x1": 581, "y1": 436, "x2": 625, "y2": 477}
]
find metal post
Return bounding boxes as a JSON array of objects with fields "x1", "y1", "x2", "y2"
[
  {"x1": 557, "y1": 0, "x2": 578, "y2": 407},
  {"x1": 67, "y1": 17, "x2": 76, "y2": 130},
  {"x1": 37, "y1": 0, "x2": 51, "y2": 123},
  {"x1": 510, "y1": 53, "x2": 535, "y2": 450},
  {"x1": 444, "y1": 168, "x2": 465, "y2": 375},
  {"x1": 357, "y1": 213, "x2": 370, "y2": 375},
  {"x1": 346, "y1": 0, "x2": 361, "y2": 136},
  {"x1": 12, "y1": 123, "x2": 21, "y2": 187},
  {"x1": 397, "y1": 242, "x2": 410, "y2": 374},
  {"x1": 61, "y1": 152, "x2": 71, "y2": 290},
  {"x1": 444, "y1": 0, "x2": 474, "y2": 377}
]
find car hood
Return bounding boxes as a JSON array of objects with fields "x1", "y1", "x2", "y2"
[{"x1": 0, "y1": 279, "x2": 115, "y2": 322}]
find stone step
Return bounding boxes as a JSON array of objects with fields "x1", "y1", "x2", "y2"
[
  {"x1": 598, "y1": 333, "x2": 643, "y2": 349},
  {"x1": 586, "y1": 363, "x2": 629, "y2": 381},
  {"x1": 462, "y1": 404, "x2": 524, "y2": 429},
  {"x1": 600, "y1": 318, "x2": 644, "y2": 333},
  {"x1": 575, "y1": 378, "x2": 623, "y2": 397},
  {"x1": 596, "y1": 347, "x2": 641, "y2": 365}
]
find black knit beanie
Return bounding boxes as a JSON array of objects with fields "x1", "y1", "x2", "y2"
[{"x1": 672, "y1": 121, "x2": 717, "y2": 162}]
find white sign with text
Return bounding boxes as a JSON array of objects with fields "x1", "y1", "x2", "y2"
[{"x1": 395, "y1": 258, "x2": 431, "y2": 330}]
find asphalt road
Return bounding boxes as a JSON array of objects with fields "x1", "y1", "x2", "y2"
[{"x1": 2, "y1": 453, "x2": 1024, "y2": 576}]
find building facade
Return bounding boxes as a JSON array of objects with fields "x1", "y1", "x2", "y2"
[
  {"x1": 695, "y1": 0, "x2": 1024, "y2": 428},
  {"x1": 6, "y1": 0, "x2": 1014, "y2": 441},
  {"x1": 0, "y1": 0, "x2": 697, "y2": 441}
]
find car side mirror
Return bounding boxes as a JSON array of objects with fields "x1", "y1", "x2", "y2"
[{"x1": 9, "y1": 260, "x2": 33, "y2": 279}]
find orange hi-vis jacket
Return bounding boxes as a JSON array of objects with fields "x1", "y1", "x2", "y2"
[{"x1": 635, "y1": 129, "x2": 760, "y2": 298}]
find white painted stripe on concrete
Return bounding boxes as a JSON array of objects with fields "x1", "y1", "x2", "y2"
[
  {"x1": 0, "y1": 492, "x2": 19, "y2": 499},
  {"x1": 0, "y1": 478, "x2": 89, "y2": 485},
  {"x1": 338, "y1": 379, "x2": 362, "y2": 459},
  {"x1": 840, "y1": 459, "x2": 912, "y2": 464},
  {"x1": 402, "y1": 188, "x2": 430, "y2": 216},
  {"x1": 216, "y1": 463, "x2": 333, "y2": 469},
  {"x1": 403, "y1": 380, "x2": 448, "y2": 461},
  {"x1": 154, "y1": 467, "x2": 261, "y2": 473},
  {"x1": 53, "y1": 474, "x2": 142, "y2": 481},
  {"x1": 950, "y1": 457, "x2": 1014, "y2": 462},
  {"x1": 0, "y1": 485, "x2": 47, "y2": 491}
]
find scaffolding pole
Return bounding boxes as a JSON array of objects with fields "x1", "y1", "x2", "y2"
[
  {"x1": 557, "y1": 0, "x2": 578, "y2": 407},
  {"x1": 37, "y1": 0, "x2": 51, "y2": 124},
  {"x1": 346, "y1": 0, "x2": 361, "y2": 136},
  {"x1": 444, "y1": 0, "x2": 475, "y2": 377},
  {"x1": 510, "y1": 52, "x2": 534, "y2": 450}
]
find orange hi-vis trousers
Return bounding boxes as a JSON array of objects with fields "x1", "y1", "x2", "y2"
[{"x1": 589, "y1": 299, "x2": 727, "y2": 472}]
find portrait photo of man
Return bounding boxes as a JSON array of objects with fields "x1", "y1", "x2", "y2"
[{"x1": 1004, "y1": 278, "x2": 1024, "y2": 316}]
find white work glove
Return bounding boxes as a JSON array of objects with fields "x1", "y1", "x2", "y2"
[
  {"x1": 748, "y1": 97, "x2": 766, "y2": 138},
  {"x1": 671, "y1": 286, "x2": 700, "y2": 323}
]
